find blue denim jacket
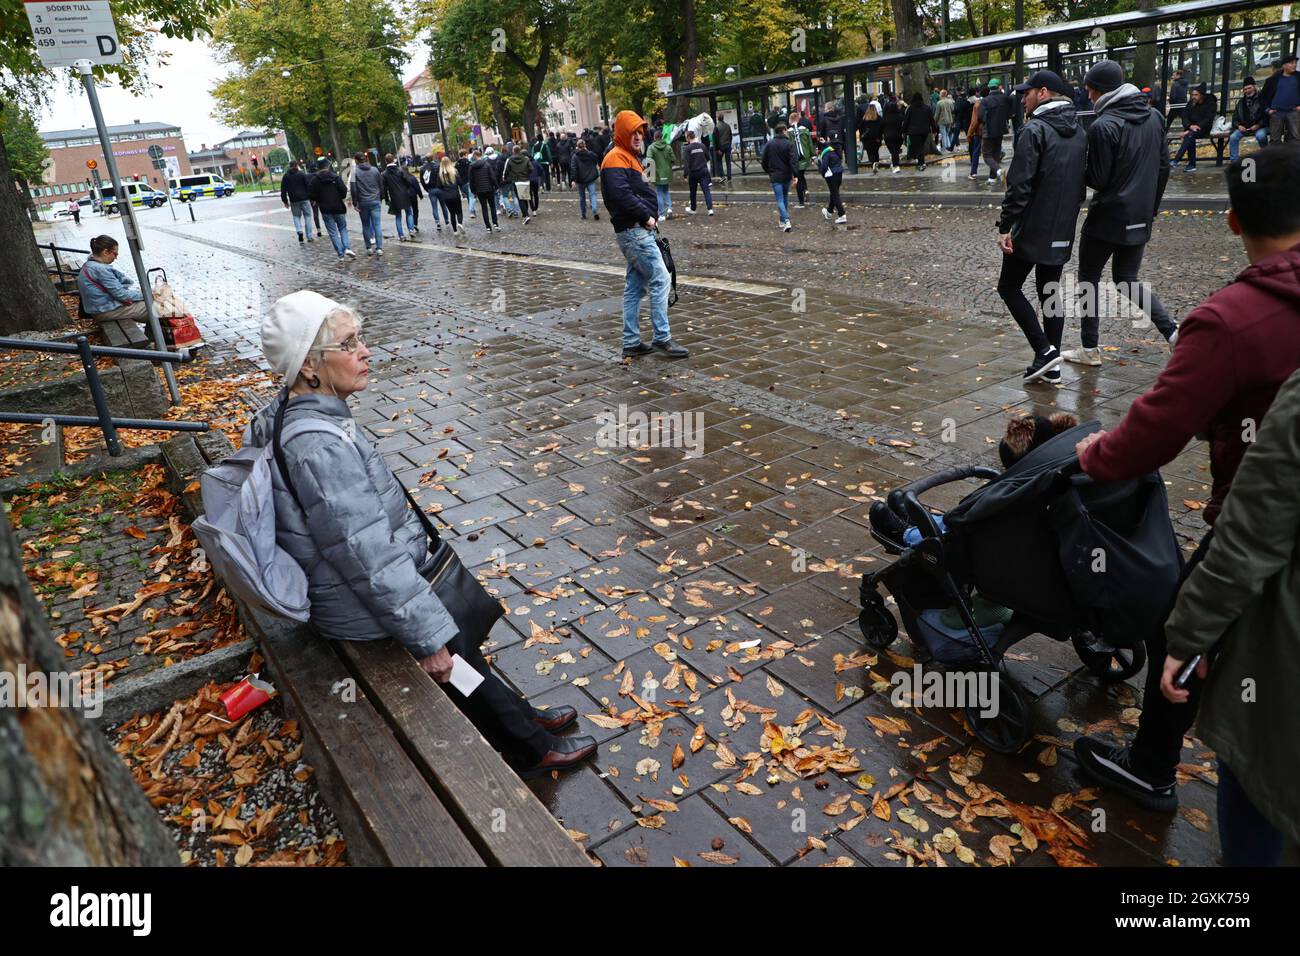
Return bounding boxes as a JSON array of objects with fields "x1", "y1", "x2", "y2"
[{"x1": 77, "y1": 259, "x2": 138, "y2": 314}]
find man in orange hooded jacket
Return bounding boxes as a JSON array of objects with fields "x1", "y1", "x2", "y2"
[{"x1": 600, "y1": 110, "x2": 688, "y2": 359}]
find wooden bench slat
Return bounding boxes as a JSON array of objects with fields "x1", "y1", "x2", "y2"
[
  {"x1": 337, "y1": 640, "x2": 592, "y2": 868},
  {"x1": 260, "y1": 627, "x2": 485, "y2": 867}
]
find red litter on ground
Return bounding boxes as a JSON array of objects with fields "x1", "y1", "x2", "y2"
[{"x1": 220, "y1": 675, "x2": 276, "y2": 720}]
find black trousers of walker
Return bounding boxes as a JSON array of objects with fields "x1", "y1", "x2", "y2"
[
  {"x1": 825, "y1": 172, "x2": 844, "y2": 216},
  {"x1": 793, "y1": 169, "x2": 807, "y2": 204},
  {"x1": 475, "y1": 192, "x2": 498, "y2": 228},
  {"x1": 997, "y1": 253, "x2": 1064, "y2": 356}
]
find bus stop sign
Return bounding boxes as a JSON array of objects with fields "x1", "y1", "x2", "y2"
[{"x1": 24, "y1": 1, "x2": 123, "y2": 67}]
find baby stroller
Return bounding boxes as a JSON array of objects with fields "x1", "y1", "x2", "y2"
[{"x1": 858, "y1": 420, "x2": 1182, "y2": 753}]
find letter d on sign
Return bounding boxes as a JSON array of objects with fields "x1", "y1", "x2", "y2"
[{"x1": 97, "y1": 36, "x2": 117, "y2": 56}]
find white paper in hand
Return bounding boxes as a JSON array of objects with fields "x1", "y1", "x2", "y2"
[{"x1": 449, "y1": 654, "x2": 485, "y2": 697}]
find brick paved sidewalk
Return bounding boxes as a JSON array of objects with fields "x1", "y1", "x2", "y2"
[{"x1": 19, "y1": 203, "x2": 1225, "y2": 866}]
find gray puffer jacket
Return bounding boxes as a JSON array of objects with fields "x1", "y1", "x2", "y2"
[{"x1": 244, "y1": 391, "x2": 458, "y2": 657}]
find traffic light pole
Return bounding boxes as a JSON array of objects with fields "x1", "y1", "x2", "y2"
[{"x1": 76, "y1": 59, "x2": 181, "y2": 406}]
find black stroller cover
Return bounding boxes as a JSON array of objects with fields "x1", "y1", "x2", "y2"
[{"x1": 943, "y1": 421, "x2": 1182, "y2": 648}]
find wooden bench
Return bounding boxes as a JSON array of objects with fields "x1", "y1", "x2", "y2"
[
  {"x1": 1166, "y1": 128, "x2": 1231, "y2": 166},
  {"x1": 254, "y1": 615, "x2": 592, "y2": 867},
  {"x1": 98, "y1": 316, "x2": 151, "y2": 349}
]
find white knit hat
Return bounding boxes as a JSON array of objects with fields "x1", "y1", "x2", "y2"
[{"x1": 261, "y1": 290, "x2": 341, "y2": 382}]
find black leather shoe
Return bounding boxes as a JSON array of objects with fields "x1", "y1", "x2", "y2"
[
  {"x1": 518, "y1": 734, "x2": 597, "y2": 780},
  {"x1": 533, "y1": 704, "x2": 577, "y2": 732},
  {"x1": 652, "y1": 339, "x2": 689, "y2": 359},
  {"x1": 623, "y1": 341, "x2": 653, "y2": 357}
]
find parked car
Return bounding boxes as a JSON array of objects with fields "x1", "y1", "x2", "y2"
[{"x1": 98, "y1": 181, "x2": 167, "y2": 213}]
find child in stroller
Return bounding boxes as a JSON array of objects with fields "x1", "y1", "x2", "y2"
[{"x1": 858, "y1": 415, "x2": 1182, "y2": 752}]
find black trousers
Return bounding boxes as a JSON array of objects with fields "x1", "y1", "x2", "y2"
[
  {"x1": 475, "y1": 191, "x2": 498, "y2": 228},
  {"x1": 310, "y1": 200, "x2": 321, "y2": 230},
  {"x1": 442, "y1": 193, "x2": 463, "y2": 230},
  {"x1": 441, "y1": 627, "x2": 554, "y2": 767},
  {"x1": 715, "y1": 146, "x2": 732, "y2": 179},
  {"x1": 862, "y1": 136, "x2": 881, "y2": 165},
  {"x1": 907, "y1": 134, "x2": 927, "y2": 165},
  {"x1": 825, "y1": 172, "x2": 844, "y2": 216},
  {"x1": 1132, "y1": 530, "x2": 1213, "y2": 777},
  {"x1": 529, "y1": 181, "x2": 540, "y2": 210},
  {"x1": 793, "y1": 169, "x2": 807, "y2": 203},
  {"x1": 552, "y1": 161, "x2": 566, "y2": 186},
  {"x1": 884, "y1": 137, "x2": 903, "y2": 167},
  {"x1": 1075, "y1": 233, "x2": 1176, "y2": 346},
  {"x1": 997, "y1": 254, "x2": 1064, "y2": 356}
]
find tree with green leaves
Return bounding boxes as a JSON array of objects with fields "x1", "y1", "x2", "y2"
[
  {"x1": 0, "y1": 0, "x2": 235, "y2": 336},
  {"x1": 211, "y1": 0, "x2": 408, "y2": 162},
  {"x1": 0, "y1": 102, "x2": 46, "y2": 221},
  {"x1": 427, "y1": 0, "x2": 569, "y2": 138}
]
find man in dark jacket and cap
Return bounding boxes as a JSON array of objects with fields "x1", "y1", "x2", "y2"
[
  {"x1": 760, "y1": 123, "x2": 798, "y2": 232},
  {"x1": 1230, "y1": 76, "x2": 1268, "y2": 162},
  {"x1": 995, "y1": 70, "x2": 1087, "y2": 384},
  {"x1": 1261, "y1": 53, "x2": 1300, "y2": 143},
  {"x1": 280, "y1": 160, "x2": 315, "y2": 243},
  {"x1": 979, "y1": 78, "x2": 1013, "y2": 184},
  {"x1": 1065, "y1": 59, "x2": 1177, "y2": 366},
  {"x1": 1073, "y1": 145, "x2": 1300, "y2": 813},
  {"x1": 1170, "y1": 84, "x2": 1218, "y2": 171}
]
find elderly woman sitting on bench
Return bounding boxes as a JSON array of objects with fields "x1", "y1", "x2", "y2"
[{"x1": 77, "y1": 235, "x2": 147, "y2": 322}]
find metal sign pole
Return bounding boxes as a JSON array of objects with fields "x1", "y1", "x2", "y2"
[{"x1": 76, "y1": 59, "x2": 181, "y2": 405}]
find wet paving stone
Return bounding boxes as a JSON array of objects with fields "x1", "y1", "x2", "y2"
[
  {"x1": 490, "y1": 628, "x2": 612, "y2": 698},
  {"x1": 592, "y1": 794, "x2": 771, "y2": 867},
  {"x1": 526, "y1": 764, "x2": 634, "y2": 850},
  {"x1": 735, "y1": 578, "x2": 861, "y2": 645},
  {"x1": 702, "y1": 771, "x2": 866, "y2": 865}
]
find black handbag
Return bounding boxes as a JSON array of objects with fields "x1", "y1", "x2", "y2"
[
  {"x1": 273, "y1": 393, "x2": 503, "y2": 645},
  {"x1": 398, "y1": 484, "x2": 504, "y2": 644}
]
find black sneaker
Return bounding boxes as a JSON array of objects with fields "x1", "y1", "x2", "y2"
[
  {"x1": 1073, "y1": 737, "x2": 1177, "y2": 811},
  {"x1": 1023, "y1": 347, "x2": 1063, "y2": 384},
  {"x1": 622, "y1": 341, "x2": 653, "y2": 357},
  {"x1": 652, "y1": 339, "x2": 689, "y2": 359},
  {"x1": 1042, "y1": 368, "x2": 1062, "y2": 385}
]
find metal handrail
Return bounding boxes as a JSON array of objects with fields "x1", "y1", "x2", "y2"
[
  {"x1": 0, "y1": 335, "x2": 207, "y2": 457},
  {"x1": 41, "y1": 241, "x2": 89, "y2": 293}
]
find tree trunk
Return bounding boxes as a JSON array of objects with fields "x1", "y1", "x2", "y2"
[
  {"x1": 304, "y1": 120, "x2": 323, "y2": 155},
  {"x1": 890, "y1": 0, "x2": 930, "y2": 99},
  {"x1": 488, "y1": 86, "x2": 512, "y2": 145},
  {"x1": 663, "y1": 0, "x2": 700, "y2": 123},
  {"x1": 1132, "y1": 0, "x2": 1159, "y2": 90},
  {"x1": 0, "y1": 130, "x2": 67, "y2": 336},
  {"x1": 0, "y1": 514, "x2": 179, "y2": 865},
  {"x1": 358, "y1": 119, "x2": 372, "y2": 150}
]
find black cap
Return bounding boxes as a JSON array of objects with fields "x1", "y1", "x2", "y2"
[
  {"x1": 1084, "y1": 59, "x2": 1126, "y2": 93},
  {"x1": 1285, "y1": 54, "x2": 1299, "y2": 64},
  {"x1": 1013, "y1": 69, "x2": 1069, "y2": 95},
  {"x1": 1243, "y1": 76, "x2": 1256, "y2": 87},
  {"x1": 316, "y1": 156, "x2": 330, "y2": 168}
]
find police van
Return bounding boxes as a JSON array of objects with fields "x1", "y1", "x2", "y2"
[
  {"x1": 97, "y1": 181, "x2": 167, "y2": 213},
  {"x1": 169, "y1": 174, "x2": 236, "y2": 201}
]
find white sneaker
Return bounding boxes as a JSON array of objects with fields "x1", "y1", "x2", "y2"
[
  {"x1": 1062, "y1": 347, "x2": 1102, "y2": 366},
  {"x1": 686, "y1": 207, "x2": 696, "y2": 215},
  {"x1": 375, "y1": 248, "x2": 383, "y2": 256},
  {"x1": 707, "y1": 209, "x2": 714, "y2": 216},
  {"x1": 822, "y1": 208, "x2": 832, "y2": 221},
  {"x1": 834, "y1": 215, "x2": 847, "y2": 224},
  {"x1": 892, "y1": 167, "x2": 901, "y2": 174},
  {"x1": 1169, "y1": 329, "x2": 1178, "y2": 347},
  {"x1": 782, "y1": 221, "x2": 792, "y2": 233},
  {"x1": 665, "y1": 210, "x2": 673, "y2": 219},
  {"x1": 344, "y1": 249, "x2": 357, "y2": 259}
]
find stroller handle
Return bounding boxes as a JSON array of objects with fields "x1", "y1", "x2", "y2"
[{"x1": 897, "y1": 464, "x2": 1001, "y2": 498}]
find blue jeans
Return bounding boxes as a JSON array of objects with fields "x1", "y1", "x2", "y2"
[
  {"x1": 578, "y1": 181, "x2": 598, "y2": 216},
  {"x1": 655, "y1": 184, "x2": 672, "y2": 216},
  {"x1": 394, "y1": 206, "x2": 415, "y2": 237},
  {"x1": 771, "y1": 181, "x2": 790, "y2": 221},
  {"x1": 1218, "y1": 761, "x2": 1284, "y2": 866},
  {"x1": 322, "y1": 212, "x2": 350, "y2": 257},
  {"x1": 969, "y1": 134, "x2": 982, "y2": 176},
  {"x1": 689, "y1": 173, "x2": 712, "y2": 210},
  {"x1": 427, "y1": 195, "x2": 445, "y2": 224},
  {"x1": 1228, "y1": 128, "x2": 1268, "y2": 162},
  {"x1": 615, "y1": 227, "x2": 671, "y2": 348},
  {"x1": 500, "y1": 186, "x2": 519, "y2": 216},
  {"x1": 459, "y1": 183, "x2": 476, "y2": 215},
  {"x1": 359, "y1": 202, "x2": 383, "y2": 250},
  {"x1": 290, "y1": 200, "x2": 314, "y2": 238}
]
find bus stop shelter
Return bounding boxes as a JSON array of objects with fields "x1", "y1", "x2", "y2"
[{"x1": 669, "y1": 0, "x2": 1296, "y2": 174}]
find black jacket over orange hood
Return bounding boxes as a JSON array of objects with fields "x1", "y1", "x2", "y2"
[{"x1": 600, "y1": 110, "x2": 657, "y2": 231}]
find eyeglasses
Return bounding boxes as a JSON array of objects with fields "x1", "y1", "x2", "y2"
[{"x1": 319, "y1": 332, "x2": 366, "y2": 354}]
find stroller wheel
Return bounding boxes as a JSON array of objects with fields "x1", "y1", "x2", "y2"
[
  {"x1": 964, "y1": 670, "x2": 1031, "y2": 754},
  {"x1": 858, "y1": 602, "x2": 897, "y2": 649},
  {"x1": 1071, "y1": 631, "x2": 1147, "y2": 683}
]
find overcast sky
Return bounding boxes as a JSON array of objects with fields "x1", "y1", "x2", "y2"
[{"x1": 36, "y1": 34, "x2": 427, "y2": 151}]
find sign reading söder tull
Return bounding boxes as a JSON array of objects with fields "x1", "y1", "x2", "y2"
[{"x1": 25, "y1": 1, "x2": 122, "y2": 68}]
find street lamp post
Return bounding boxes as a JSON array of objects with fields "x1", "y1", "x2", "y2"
[{"x1": 577, "y1": 62, "x2": 623, "y2": 126}]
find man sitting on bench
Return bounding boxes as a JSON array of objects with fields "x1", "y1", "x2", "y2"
[
  {"x1": 77, "y1": 235, "x2": 147, "y2": 323},
  {"x1": 1170, "y1": 84, "x2": 1218, "y2": 172}
]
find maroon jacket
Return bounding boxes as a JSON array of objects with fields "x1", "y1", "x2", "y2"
[{"x1": 1081, "y1": 243, "x2": 1300, "y2": 525}]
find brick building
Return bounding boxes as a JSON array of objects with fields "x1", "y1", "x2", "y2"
[
  {"x1": 213, "y1": 130, "x2": 288, "y2": 177},
  {"x1": 35, "y1": 120, "x2": 191, "y2": 208}
]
